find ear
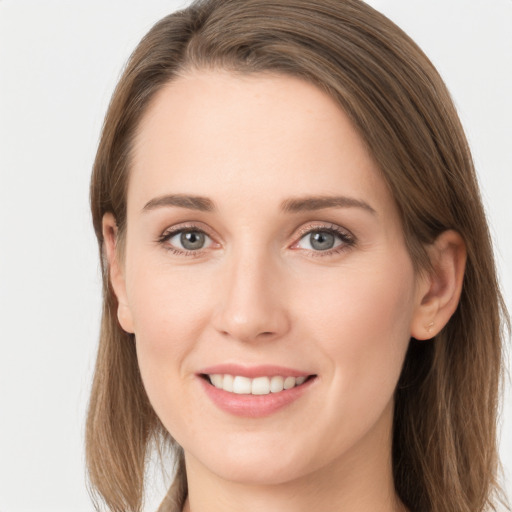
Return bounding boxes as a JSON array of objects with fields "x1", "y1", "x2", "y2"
[
  {"x1": 410, "y1": 230, "x2": 466, "y2": 340},
  {"x1": 102, "y1": 212, "x2": 135, "y2": 334}
]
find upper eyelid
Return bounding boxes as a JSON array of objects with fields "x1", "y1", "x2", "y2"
[
  {"x1": 295, "y1": 222, "x2": 353, "y2": 237},
  {"x1": 160, "y1": 222, "x2": 215, "y2": 237}
]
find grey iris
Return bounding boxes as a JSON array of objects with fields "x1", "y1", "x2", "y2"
[
  {"x1": 180, "y1": 231, "x2": 205, "y2": 250},
  {"x1": 310, "y1": 231, "x2": 335, "y2": 250}
]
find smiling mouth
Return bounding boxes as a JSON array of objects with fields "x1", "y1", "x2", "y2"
[{"x1": 201, "y1": 374, "x2": 317, "y2": 395}]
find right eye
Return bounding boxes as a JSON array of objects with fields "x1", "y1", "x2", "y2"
[{"x1": 159, "y1": 227, "x2": 215, "y2": 254}]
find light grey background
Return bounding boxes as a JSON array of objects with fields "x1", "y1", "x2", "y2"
[{"x1": 0, "y1": 1, "x2": 510, "y2": 511}]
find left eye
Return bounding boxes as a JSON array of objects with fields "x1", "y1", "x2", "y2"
[
  {"x1": 296, "y1": 230, "x2": 345, "y2": 251},
  {"x1": 165, "y1": 229, "x2": 213, "y2": 251}
]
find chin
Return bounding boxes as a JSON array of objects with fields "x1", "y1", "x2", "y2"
[
  {"x1": 211, "y1": 461, "x2": 306, "y2": 486},
  {"x1": 186, "y1": 442, "x2": 314, "y2": 486}
]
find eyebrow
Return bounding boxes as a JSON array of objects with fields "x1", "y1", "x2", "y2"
[
  {"x1": 143, "y1": 194, "x2": 215, "y2": 212},
  {"x1": 280, "y1": 195, "x2": 376, "y2": 215},
  {"x1": 142, "y1": 193, "x2": 376, "y2": 215}
]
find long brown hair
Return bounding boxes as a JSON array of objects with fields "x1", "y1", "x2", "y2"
[{"x1": 86, "y1": 1, "x2": 509, "y2": 510}]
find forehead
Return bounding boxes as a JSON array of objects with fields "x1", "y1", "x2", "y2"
[{"x1": 128, "y1": 70, "x2": 392, "y2": 217}]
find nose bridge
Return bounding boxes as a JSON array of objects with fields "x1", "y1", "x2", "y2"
[{"x1": 213, "y1": 241, "x2": 289, "y2": 342}]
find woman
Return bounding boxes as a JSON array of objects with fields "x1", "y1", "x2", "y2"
[{"x1": 86, "y1": 0, "x2": 509, "y2": 511}]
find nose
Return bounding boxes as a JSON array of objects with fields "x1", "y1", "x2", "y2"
[{"x1": 211, "y1": 247, "x2": 291, "y2": 343}]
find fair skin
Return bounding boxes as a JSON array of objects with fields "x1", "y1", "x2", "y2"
[{"x1": 103, "y1": 70, "x2": 465, "y2": 512}]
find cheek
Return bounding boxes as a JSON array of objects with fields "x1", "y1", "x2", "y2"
[
  {"x1": 125, "y1": 262, "x2": 215, "y2": 411},
  {"x1": 298, "y1": 253, "x2": 416, "y2": 403},
  {"x1": 282, "y1": 254, "x2": 417, "y2": 461},
  {"x1": 127, "y1": 259, "x2": 211, "y2": 347}
]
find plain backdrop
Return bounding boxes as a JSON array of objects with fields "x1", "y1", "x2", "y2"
[{"x1": 0, "y1": 1, "x2": 511, "y2": 511}]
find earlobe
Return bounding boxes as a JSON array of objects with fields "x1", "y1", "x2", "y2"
[
  {"x1": 411, "y1": 230, "x2": 466, "y2": 340},
  {"x1": 102, "y1": 212, "x2": 135, "y2": 334}
]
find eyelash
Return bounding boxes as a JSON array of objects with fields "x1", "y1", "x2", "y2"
[
  {"x1": 157, "y1": 222, "x2": 356, "y2": 258},
  {"x1": 157, "y1": 223, "x2": 216, "y2": 258},
  {"x1": 294, "y1": 223, "x2": 356, "y2": 257}
]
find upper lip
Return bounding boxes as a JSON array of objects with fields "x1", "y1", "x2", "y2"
[{"x1": 198, "y1": 364, "x2": 314, "y2": 379}]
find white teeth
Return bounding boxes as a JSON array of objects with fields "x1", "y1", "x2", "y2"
[
  {"x1": 251, "y1": 376, "x2": 270, "y2": 395},
  {"x1": 233, "y1": 376, "x2": 252, "y2": 394},
  {"x1": 283, "y1": 376, "x2": 296, "y2": 389},
  {"x1": 223, "y1": 374, "x2": 234, "y2": 392},
  {"x1": 295, "y1": 376, "x2": 306, "y2": 385},
  {"x1": 270, "y1": 375, "x2": 284, "y2": 393},
  {"x1": 207, "y1": 374, "x2": 310, "y2": 395},
  {"x1": 210, "y1": 374, "x2": 223, "y2": 388}
]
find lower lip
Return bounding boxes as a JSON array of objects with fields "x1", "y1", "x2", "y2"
[{"x1": 198, "y1": 376, "x2": 317, "y2": 418}]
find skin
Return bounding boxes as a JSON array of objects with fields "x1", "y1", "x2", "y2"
[{"x1": 103, "y1": 70, "x2": 466, "y2": 512}]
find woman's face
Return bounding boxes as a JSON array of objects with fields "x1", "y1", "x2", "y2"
[{"x1": 107, "y1": 70, "x2": 429, "y2": 485}]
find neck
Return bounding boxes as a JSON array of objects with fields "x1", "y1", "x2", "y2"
[{"x1": 182, "y1": 467, "x2": 404, "y2": 512}]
